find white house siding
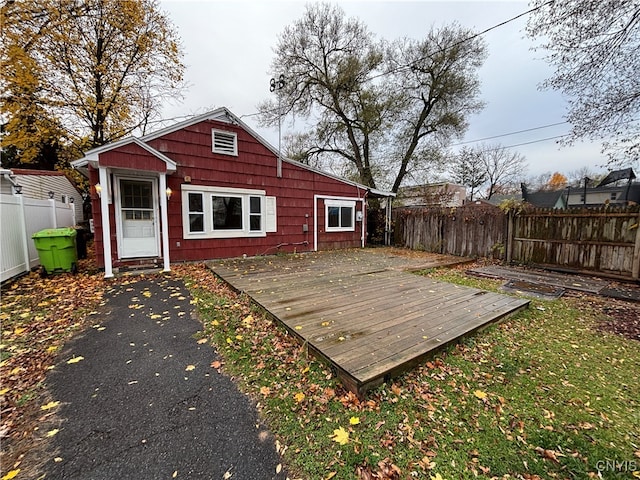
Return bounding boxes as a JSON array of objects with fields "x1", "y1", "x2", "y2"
[{"x1": 13, "y1": 172, "x2": 83, "y2": 224}]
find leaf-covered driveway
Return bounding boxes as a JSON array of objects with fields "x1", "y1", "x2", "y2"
[{"x1": 40, "y1": 277, "x2": 285, "y2": 479}]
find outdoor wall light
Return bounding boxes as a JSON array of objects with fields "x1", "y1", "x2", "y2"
[
  {"x1": 166, "y1": 187, "x2": 173, "y2": 200},
  {"x1": 95, "y1": 183, "x2": 102, "y2": 197},
  {"x1": 48, "y1": 191, "x2": 55, "y2": 199},
  {"x1": 70, "y1": 197, "x2": 74, "y2": 204},
  {"x1": 13, "y1": 184, "x2": 22, "y2": 194}
]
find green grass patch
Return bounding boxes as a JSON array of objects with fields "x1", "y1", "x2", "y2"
[{"x1": 179, "y1": 264, "x2": 640, "y2": 479}]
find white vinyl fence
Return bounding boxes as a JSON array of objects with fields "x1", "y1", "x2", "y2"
[{"x1": 1, "y1": 194, "x2": 76, "y2": 282}]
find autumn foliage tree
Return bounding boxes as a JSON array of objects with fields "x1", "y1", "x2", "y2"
[
  {"x1": 1, "y1": 0, "x2": 185, "y2": 167},
  {"x1": 546, "y1": 172, "x2": 568, "y2": 190}
]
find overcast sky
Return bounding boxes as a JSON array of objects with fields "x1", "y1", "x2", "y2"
[{"x1": 159, "y1": 0, "x2": 610, "y2": 180}]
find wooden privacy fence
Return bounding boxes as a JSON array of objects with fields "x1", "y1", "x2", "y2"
[
  {"x1": 394, "y1": 205, "x2": 507, "y2": 259},
  {"x1": 394, "y1": 205, "x2": 640, "y2": 280}
]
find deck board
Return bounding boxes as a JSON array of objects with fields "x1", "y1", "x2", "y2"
[{"x1": 209, "y1": 250, "x2": 529, "y2": 395}]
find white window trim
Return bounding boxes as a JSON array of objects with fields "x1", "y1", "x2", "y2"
[
  {"x1": 325, "y1": 199, "x2": 356, "y2": 232},
  {"x1": 181, "y1": 184, "x2": 276, "y2": 239},
  {"x1": 212, "y1": 129, "x2": 238, "y2": 156}
]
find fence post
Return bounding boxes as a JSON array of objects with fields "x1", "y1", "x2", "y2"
[
  {"x1": 632, "y1": 211, "x2": 640, "y2": 280},
  {"x1": 506, "y1": 210, "x2": 514, "y2": 263},
  {"x1": 18, "y1": 193, "x2": 31, "y2": 273},
  {"x1": 49, "y1": 197, "x2": 57, "y2": 228}
]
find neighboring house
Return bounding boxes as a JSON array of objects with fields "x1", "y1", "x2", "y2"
[
  {"x1": 566, "y1": 168, "x2": 640, "y2": 207},
  {"x1": 483, "y1": 194, "x2": 523, "y2": 207},
  {"x1": 71, "y1": 107, "x2": 393, "y2": 277},
  {"x1": 396, "y1": 183, "x2": 466, "y2": 208},
  {"x1": 522, "y1": 186, "x2": 568, "y2": 209},
  {"x1": 9, "y1": 169, "x2": 84, "y2": 225},
  {"x1": 521, "y1": 168, "x2": 640, "y2": 209}
]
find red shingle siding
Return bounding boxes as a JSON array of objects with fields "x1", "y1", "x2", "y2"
[
  {"x1": 100, "y1": 143, "x2": 167, "y2": 172},
  {"x1": 90, "y1": 118, "x2": 366, "y2": 268}
]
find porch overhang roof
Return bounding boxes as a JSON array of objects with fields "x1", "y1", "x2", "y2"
[{"x1": 71, "y1": 137, "x2": 177, "y2": 176}]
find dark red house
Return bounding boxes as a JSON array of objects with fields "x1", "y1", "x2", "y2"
[{"x1": 72, "y1": 108, "x2": 393, "y2": 277}]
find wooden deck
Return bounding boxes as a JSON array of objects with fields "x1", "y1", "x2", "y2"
[{"x1": 209, "y1": 250, "x2": 529, "y2": 395}]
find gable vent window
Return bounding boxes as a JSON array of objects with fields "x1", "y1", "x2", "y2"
[{"x1": 212, "y1": 129, "x2": 238, "y2": 156}]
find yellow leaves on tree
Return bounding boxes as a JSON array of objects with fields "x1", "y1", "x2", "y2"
[
  {"x1": 547, "y1": 172, "x2": 568, "y2": 190},
  {"x1": 1, "y1": 0, "x2": 186, "y2": 166}
]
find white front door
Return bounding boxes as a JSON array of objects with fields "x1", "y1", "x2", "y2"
[{"x1": 118, "y1": 178, "x2": 159, "y2": 258}]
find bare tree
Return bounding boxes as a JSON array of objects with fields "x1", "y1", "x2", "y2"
[
  {"x1": 527, "y1": 0, "x2": 640, "y2": 167},
  {"x1": 477, "y1": 143, "x2": 527, "y2": 199},
  {"x1": 448, "y1": 147, "x2": 487, "y2": 201},
  {"x1": 259, "y1": 3, "x2": 486, "y2": 192}
]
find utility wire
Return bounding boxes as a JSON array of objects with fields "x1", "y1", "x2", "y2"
[
  {"x1": 451, "y1": 121, "x2": 568, "y2": 146},
  {"x1": 368, "y1": 0, "x2": 554, "y2": 81}
]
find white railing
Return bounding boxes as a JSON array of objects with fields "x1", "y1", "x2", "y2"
[{"x1": 1, "y1": 194, "x2": 75, "y2": 282}]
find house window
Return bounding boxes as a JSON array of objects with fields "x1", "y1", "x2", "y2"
[
  {"x1": 121, "y1": 179, "x2": 154, "y2": 221},
  {"x1": 182, "y1": 185, "x2": 276, "y2": 239},
  {"x1": 188, "y1": 192, "x2": 204, "y2": 233},
  {"x1": 212, "y1": 196, "x2": 243, "y2": 230},
  {"x1": 212, "y1": 129, "x2": 237, "y2": 156},
  {"x1": 610, "y1": 192, "x2": 617, "y2": 200},
  {"x1": 325, "y1": 200, "x2": 355, "y2": 232},
  {"x1": 249, "y1": 196, "x2": 261, "y2": 231}
]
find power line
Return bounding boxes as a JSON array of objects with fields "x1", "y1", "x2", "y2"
[
  {"x1": 451, "y1": 121, "x2": 568, "y2": 146},
  {"x1": 478, "y1": 134, "x2": 570, "y2": 153},
  {"x1": 369, "y1": 1, "x2": 553, "y2": 81}
]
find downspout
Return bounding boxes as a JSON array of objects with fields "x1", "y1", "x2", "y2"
[
  {"x1": 361, "y1": 189, "x2": 366, "y2": 249},
  {"x1": 313, "y1": 194, "x2": 318, "y2": 252}
]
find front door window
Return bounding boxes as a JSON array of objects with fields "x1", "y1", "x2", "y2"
[{"x1": 119, "y1": 178, "x2": 158, "y2": 258}]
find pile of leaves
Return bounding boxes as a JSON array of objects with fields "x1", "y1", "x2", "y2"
[
  {"x1": 0, "y1": 256, "x2": 105, "y2": 473},
  {"x1": 597, "y1": 302, "x2": 640, "y2": 341}
]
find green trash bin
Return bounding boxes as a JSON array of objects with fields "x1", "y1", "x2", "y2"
[{"x1": 32, "y1": 227, "x2": 78, "y2": 276}]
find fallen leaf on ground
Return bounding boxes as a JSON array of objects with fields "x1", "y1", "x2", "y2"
[
  {"x1": 473, "y1": 390, "x2": 487, "y2": 400},
  {"x1": 185, "y1": 365, "x2": 195, "y2": 371},
  {"x1": 1, "y1": 469, "x2": 20, "y2": 480},
  {"x1": 41, "y1": 401, "x2": 60, "y2": 410},
  {"x1": 330, "y1": 426, "x2": 349, "y2": 445},
  {"x1": 67, "y1": 356, "x2": 84, "y2": 364}
]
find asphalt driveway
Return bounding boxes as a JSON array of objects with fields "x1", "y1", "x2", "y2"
[{"x1": 42, "y1": 277, "x2": 285, "y2": 479}]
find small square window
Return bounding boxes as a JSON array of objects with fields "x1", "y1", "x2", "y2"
[{"x1": 325, "y1": 200, "x2": 355, "y2": 232}]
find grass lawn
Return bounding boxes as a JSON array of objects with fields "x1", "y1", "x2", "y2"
[
  {"x1": 1, "y1": 254, "x2": 638, "y2": 480},
  {"x1": 176, "y1": 262, "x2": 640, "y2": 480}
]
